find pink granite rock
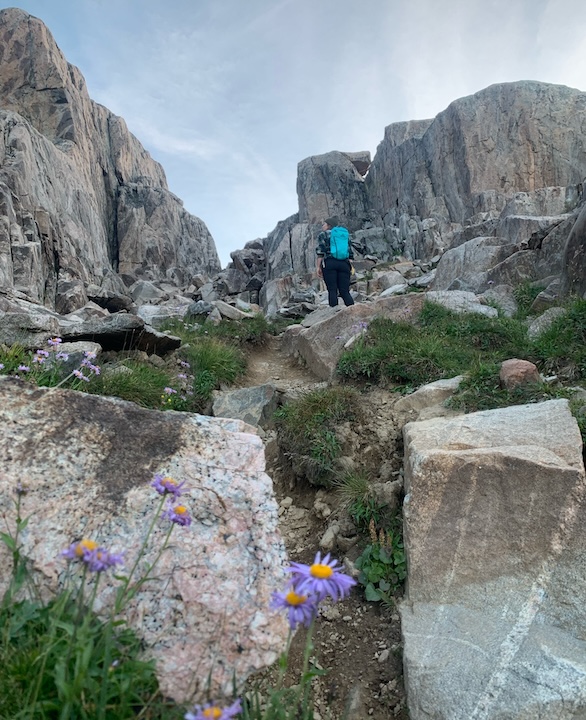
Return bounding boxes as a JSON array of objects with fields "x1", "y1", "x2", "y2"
[
  {"x1": 499, "y1": 358, "x2": 541, "y2": 390},
  {"x1": 0, "y1": 377, "x2": 289, "y2": 703}
]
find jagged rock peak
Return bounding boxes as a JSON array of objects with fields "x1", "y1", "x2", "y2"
[{"x1": 0, "y1": 7, "x2": 221, "y2": 311}]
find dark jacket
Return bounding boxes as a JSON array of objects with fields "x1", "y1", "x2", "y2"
[{"x1": 316, "y1": 228, "x2": 354, "y2": 260}]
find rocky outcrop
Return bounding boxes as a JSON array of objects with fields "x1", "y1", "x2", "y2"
[
  {"x1": 0, "y1": 377, "x2": 288, "y2": 704},
  {"x1": 0, "y1": 8, "x2": 220, "y2": 312},
  {"x1": 367, "y1": 82, "x2": 586, "y2": 224},
  {"x1": 297, "y1": 151, "x2": 371, "y2": 230},
  {"x1": 401, "y1": 399, "x2": 586, "y2": 719},
  {"x1": 281, "y1": 294, "x2": 425, "y2": 380}
]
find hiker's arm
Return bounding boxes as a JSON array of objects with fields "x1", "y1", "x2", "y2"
[{"x1": 316, "y1": 231, "x2": 327, "y2": 277}]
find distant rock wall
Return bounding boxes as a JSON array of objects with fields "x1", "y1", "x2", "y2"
[
  {"x1": 0, "y1": 8, "x2": 220, "y2": 310},
  {"x1": 366, "y1": 81, "x2": 586, "y2": 223}
]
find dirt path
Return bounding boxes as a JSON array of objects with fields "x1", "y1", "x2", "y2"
[{"x1": 242, "y1": 335, "x2": 408, "y2": 720}]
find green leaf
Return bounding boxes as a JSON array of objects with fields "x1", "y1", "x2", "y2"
[
  {"x1": 0, "y1": 532, "x2": 16, "y2": 551},
  {"x1": 378, "y1": 579, "x2": 391, "y2": 592},
  {"x1": 365, "y1": 583, "x2": 382, "y2": 602},
  {"x1": 378, "y1": 546, "x2": 392, "y2": 564},
  {"x1": 393, "y1": 549, "x2": 406, "y2": 564}
]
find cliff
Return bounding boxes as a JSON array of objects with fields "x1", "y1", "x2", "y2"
[{"x1": 0, "y1": 8, "x2": 220, "y2": 311}]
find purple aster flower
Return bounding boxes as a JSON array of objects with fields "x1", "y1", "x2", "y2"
[
  {"x1": 151, "y1": 473, "x2": 186, "y2": 497},
  {"x1": 33, "y1": 349, "x2": 49, "y2": 363},
  {"x1": 271, "y1": 587, "x2": 319, "y2": 629},
  {"x1": 180, "y1": 360, "x2": 191, "y2": 368},
  {"x1": 185, "y1": 698, "x2": 241, "y2": 720},
  {"x1": 17, "y1": 365, "x2": 30, "y2": 373},
  {"x1": 163, "y1": 501, "x2": 192, "y2": 527},
  {"x1": 73, "y1": 369, "x2": 90, "y2": 382},
  {"x1": 177, "y1": 373, "x2": 188, "y2": 380},
  {"x1": 84, "y1": 547, "x2": 125, "y2": 573},
  {"x1": 62, "y1": 539, "x2": 124, "y2": 572},
  {"x1": 289, "y1": 552, "x2": 356, "y2": 602},
  {"x1": 55, "y1": 351, "x2": 69, "y2": 361},
  {"x1": 0, "y1": 363, "x2": 5, "y2": 371},
  {"x1": 163, "y1": 386, "x2": 177, "y2": 395},
  {"x1": 47, "y1": 337, "x2": 62, "y2": 346}
]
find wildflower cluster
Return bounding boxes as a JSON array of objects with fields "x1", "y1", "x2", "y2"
[
  {"x1": 0, "y1": 337, "x2": 101, "y2": 388},
  {"x1": 151, "y1": 472, "x2": 192, "y2": 526},
  {"x1": 351, "y1": 321, "x2": 369, "y2": 334},
  {"x1": 185, "y1": 553, "x2": 356, "y2": 719},
  {"x1": 160, "y1": 360, "x2": 194, "y2": 408},
  {"x1": 73, "y1": 350, "x2": 101, "y2": 383},
  {"x1": 271, "y1": 551, "x2": 356, "y2": 630}
]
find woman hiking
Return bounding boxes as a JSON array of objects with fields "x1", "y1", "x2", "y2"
[{"x1": 316, "y1": 216, "x2": 355, "y2": 308}]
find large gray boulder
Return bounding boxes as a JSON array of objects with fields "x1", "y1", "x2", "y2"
[
  {"x1": 0, "y1": 377, "x2": 288, "y2": 704},
  {"x1": 0, "y1": 8, "x2": 220, "y2": 310},
  {"x1": 401, "y1": 399, "x2": 586, "y2": 719}
]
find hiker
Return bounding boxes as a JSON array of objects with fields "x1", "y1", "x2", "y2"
[{"x1": 316, "y1": 216, "x2": 355, "y2": 308}]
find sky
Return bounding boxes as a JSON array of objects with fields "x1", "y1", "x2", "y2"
[{"x1": 3, "y1": 0, "x2": 586, "y2": 267}]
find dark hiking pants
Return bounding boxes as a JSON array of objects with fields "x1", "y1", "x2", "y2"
[{"x1": 322, "y1": 257, "x2": 355, "y2": 307}]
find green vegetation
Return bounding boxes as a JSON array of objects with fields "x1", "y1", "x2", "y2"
[
  {"x1": 513, "y1": 281, "x2": 546, "y2": 318},
  {"x1": 355, "y1": 516, "x2": 406, "y2": 604},
  {"x1": 448, "y1": 361, "x2": 559, "y2": 413},
  {"x1": 164, "y1": 313, "x2": 272, "y2": 348},
  {"x1": 0, "y1": 488, "x2": 184, "y2": 720},
  {"x1": 333, "y1": 471, "x2": 385, "y2": 529},
  {"x1": 337, "y1": 300, "x2": 532, "y2": 388},
  {"x1": 532, "y1": 298, "x2": 586, "y2": 377},
  {"x1": 0, "y1": 320, "x2": 250, "y2": 414},
  {"x1": 274, "y1": 386, "x2": 362, "y2": 486},
  {"x1": 338, "y1": 297, "x2": 585, "y2": 387},
  {"x1": 85, "y1": 360, "x2": 186, "y2": 408}
]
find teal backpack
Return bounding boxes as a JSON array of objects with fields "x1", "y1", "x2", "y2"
[{"x1": 329, "y1": 226, "x2": 350, "y2": 260}]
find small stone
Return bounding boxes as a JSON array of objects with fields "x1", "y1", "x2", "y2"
[{"x1": 378, "y1": 649, "x2": 390, "y2": 663}]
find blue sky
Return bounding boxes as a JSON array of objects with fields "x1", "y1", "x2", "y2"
[{"x1": 3, "y1": 0, "x2": 586, "y2": 266}]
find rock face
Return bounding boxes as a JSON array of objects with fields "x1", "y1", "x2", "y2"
[
  {"x1": 297, "y1": 151, "x2": 371, "y2": 230},
  {"x1": 560, "y1": 202, "x2": 586, "y2": 297},
  {"x1": 0, "y1": 377, "x2": 288, "y2": 704},
  {"x1": 0, "y1": 8, "x2": 220, "y2": 311},
  {"x1": 367, "y1": 81, "x2": 586, "y2": 223},
  {"x1": 401, "y1": 399, "x2": 586, "y2": 719}
]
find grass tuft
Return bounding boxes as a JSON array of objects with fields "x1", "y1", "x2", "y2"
[{"x1": 274, "y1": 386, "x2": 361, "y2": 486}]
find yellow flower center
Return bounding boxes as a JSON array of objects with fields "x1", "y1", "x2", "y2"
[
  {"x1": 175, "y1": 505, "x2": 187, "y2": 515},
  {"x1": 285, "y1": 591, "x2": 308, "y2": 606},
  {"x1": 310, "y1": 563, "x2": 333, "y2": 579},
  {"x1": 75, "y1": 539, "x2": 98, "y2": 556},
  {"x1": 203, "y1": 709, "x2": 222, "y2": 719},
  {"x1": 164, "y1": 477, "x2": 177, "y2": 486}
]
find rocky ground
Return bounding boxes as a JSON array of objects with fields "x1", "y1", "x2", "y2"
[{"x1": 239, "y1": 335, "x2": 409, "y2": 720}]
